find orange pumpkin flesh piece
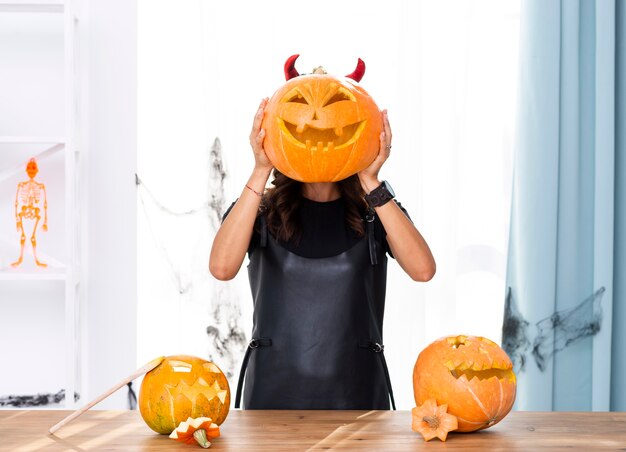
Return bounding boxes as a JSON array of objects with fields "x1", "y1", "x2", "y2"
[
  {"x1": 169, "y1": 417, "x2": 220, "y2": 448},
  {"x1": 412, "y1": 398, "x2": 458, "y2": 442},
  {"x1": 413, "y1": 335, "x2": 517, "y2": 432},
  {"x1": 262, "y1": 75, "x2": 382, "y2": 182},
  {"x1": 139, "y1": 355, "x2": 231, "y2": 434}
]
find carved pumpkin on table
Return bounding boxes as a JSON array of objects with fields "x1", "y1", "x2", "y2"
[
  {"x1": 139, "y1": 355, "x2": 230, "y2": 434},
  {"x1": 262, "y1": 54, "x2": 383, "y2": 182},
  {"x1": 413, "y1": 335, "x2": 517, "y2": 433}
]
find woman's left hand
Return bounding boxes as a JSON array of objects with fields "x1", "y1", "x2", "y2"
[{"x1": 358, "y1": 109, "x2": 392, "y2": 193}]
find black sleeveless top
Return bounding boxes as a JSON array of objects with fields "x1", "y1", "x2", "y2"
[{"x1": 224, "y1": 197, "x2": 407, "y2": 259}]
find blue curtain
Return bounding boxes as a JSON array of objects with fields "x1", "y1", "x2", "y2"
[{"x1": 504, "y1": 0, "x2": 625, "y2": 411}]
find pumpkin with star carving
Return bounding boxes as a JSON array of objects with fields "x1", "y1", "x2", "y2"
[
  {"x1": 262, "y1": 54, "x2": 383, "y2": 182},
  {"x1": 139, "y1": 355, "x2": 230, "y2": 434}
]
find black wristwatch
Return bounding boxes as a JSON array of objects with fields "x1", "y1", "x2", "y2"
[{"x1": 365, "y1": 180, "x2": 395, "y2": 208}]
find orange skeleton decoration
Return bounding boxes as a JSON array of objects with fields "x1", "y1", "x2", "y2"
[{"x1": 12, "y1": 158, "x2": 48, "y2": 267}]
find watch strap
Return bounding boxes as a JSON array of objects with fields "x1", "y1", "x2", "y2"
[{"x1": 365, "y1": 181, "x2": 394, "y2": 208}]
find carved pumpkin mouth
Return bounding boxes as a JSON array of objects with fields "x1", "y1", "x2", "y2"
[
  {"x1": 279, "y1": 119, "x2": 367, "y2": 152},
  {"x1": 443, "y1": 335, "x2": 516, "y2": 383},
  {"x1": 449, "y1": 368, "x2": 516, "y2": 382}
]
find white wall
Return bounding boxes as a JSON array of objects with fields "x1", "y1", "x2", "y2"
[{"x1": 84, "y1": 0, "x2": 138, "y2": 409}]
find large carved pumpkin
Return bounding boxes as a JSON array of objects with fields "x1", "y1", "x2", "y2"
[
  {"x1": 262, "y1": 54, "x2": 383, "y2": 182},
  {"x1": 413, "y1": 335, "x2": 516, "y2": 432},
  {"x1": 139, "y1": 355, "x2": 230, "y2": 434}
]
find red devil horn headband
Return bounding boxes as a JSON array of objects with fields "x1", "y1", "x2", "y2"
[
  {"x1": 284, "y1": 54, "x2": 301, "y2": 80},
  {"x1": 345, "y1": 58, "x2": 366, "y2": 82},
  {"x1": 283, "y1": 54, "x2": 366, "y2": 82}
]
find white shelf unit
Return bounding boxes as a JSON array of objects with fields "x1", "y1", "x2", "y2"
[
  {"x1": 0, "y1": 0, "x2": 82, "y2": 409},
  {"x1": 0, "y1": 0, "x2": 64, "y2": 13},
  {"x1": 0, "y1": 268, "x2": 67, "y2": 281}
]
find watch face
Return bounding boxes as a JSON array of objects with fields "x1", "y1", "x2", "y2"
[{"x1": 383, "y1": 181, "x2": 395, "y2": 198}]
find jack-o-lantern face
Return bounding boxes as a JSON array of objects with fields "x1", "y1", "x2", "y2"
[
  {"x1": 413, "y1": 335, "x2": 517, "y2": 432},
  {"x1": 262, "y1": 55, "x2": 382, "y2": 182},
  {"x1": 139, "y1": 355, "x2": 231, "y2": 434}
]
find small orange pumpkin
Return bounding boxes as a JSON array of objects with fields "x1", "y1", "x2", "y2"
[
  {"x1": 139, "y1": 355, "x2": 231, "y2": 434},
  {"x1": 413, "y1": 335, "x2": 516, "y2": 432},
  {"x1": 262, "y1": 54, "x2": 383, "y2": 182}
]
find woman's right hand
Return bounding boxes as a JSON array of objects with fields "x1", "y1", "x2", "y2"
[{"x1": 250, "y1": 98, "x2": 273, "y2": 171}]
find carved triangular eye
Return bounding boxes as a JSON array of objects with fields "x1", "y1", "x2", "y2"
[
  {"x1": 287, "y1": 93, "x2": 308, "y2": 104},
  {"x1": 324, "y1": 91, "x2": 353, "y2": 106}
]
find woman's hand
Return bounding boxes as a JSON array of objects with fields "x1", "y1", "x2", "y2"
[
  {"x1": 250, "y1": 98, "x2": 273, "y2": 171},
  {"x1": 358, "y1": 109, "x2": 392, "y2": 193}
]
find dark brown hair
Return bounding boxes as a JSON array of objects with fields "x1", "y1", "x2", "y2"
[{"x1": 260, "y1": 170, "x2": 368, "y2": 243}]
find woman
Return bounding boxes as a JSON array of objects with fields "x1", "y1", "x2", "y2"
[{"x1": 209, "y1": 98, "x2": 436, "y2": 410}]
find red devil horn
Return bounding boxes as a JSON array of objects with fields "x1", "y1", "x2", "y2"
[
  {"x1": 284, "y1": 54, "x2": 300, "y2": 80},
  {"x1": 345, "y1": 58, "x2": 365, "y2": 82}
]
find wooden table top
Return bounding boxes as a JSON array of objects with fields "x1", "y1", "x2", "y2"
[{"x1": 1, "y1": 409, "x2": 625, "y2": 451}]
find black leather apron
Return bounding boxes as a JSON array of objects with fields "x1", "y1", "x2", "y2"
[{"x1": 234, "y1": 212, "x2": 396, "y2": 410}]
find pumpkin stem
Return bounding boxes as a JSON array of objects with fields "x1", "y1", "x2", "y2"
[
  {"x1": 423, "y1": 415, "x2": 440, "y2": 429},
  {"x1": 193, "y1": 429, "x2": 212, "y2": 448}
]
